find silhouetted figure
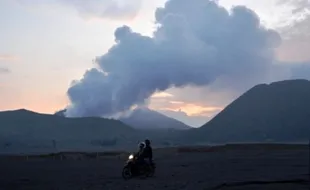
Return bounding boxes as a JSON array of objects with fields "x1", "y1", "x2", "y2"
[
  {"x1": 135, "y1": 142, "x2": 146, "y2": 169},
  {"x1": 142, "y1": 139, "x2": 153, "y2": 165},
  {"x1": 135, "y1": 142, "x2": 145, "y2": 159}
]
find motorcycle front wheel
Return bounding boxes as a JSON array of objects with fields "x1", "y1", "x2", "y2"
[{"x1": 122, "y1": 166, "x2": 132, "y2": 180}]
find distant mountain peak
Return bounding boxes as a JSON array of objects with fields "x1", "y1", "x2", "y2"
[
  {"x1": 54, "y1": 109, "x2": 66, "y2": 117},
  {"x1": 0, "y1": 108, "x2": 37, "y2": 115},
  {"x1": 128, "y1": 107, "x2": 160, "y2": 116},
  {"x1": 16, "y1": 108, "x2": 29, "y2": 112},
  {"x1": 53, "y1": 107, "x2": 191, "y2": 130},
  {"x1": 120, "y1": 107, "x2": 191, "y2": 130}
]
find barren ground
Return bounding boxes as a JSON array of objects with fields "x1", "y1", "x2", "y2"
[{"x1": 0, "y1": 144, "x2": 309, "y2": 190}]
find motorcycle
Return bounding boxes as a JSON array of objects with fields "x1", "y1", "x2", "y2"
[{"x1": 122, "y1": 153, "x2": 156, "y2": 180}]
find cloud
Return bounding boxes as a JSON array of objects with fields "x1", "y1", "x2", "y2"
[
  {"x1": 149, "y1": 96, "x2": 223, "y2": 117},
  {"x1": 277, "y1": 0, "x2": 310, "y2": 38},
  {"x1": 157, "y1": 109, "x2": 211, "y2": 127},
  {"x1": 0, "y1": 67, "x2": 10, "y2": 74},
  {"x1": 148, "y1": 91, "x2": 224, "y2": 126},
  {"x1": 59, "y1": 0, "x2": 142, "y2": 20},
  {"x1": 277, "y1": 0, "x2": 310, "y2": 13},
  {"x1": 169, "y1": 101, "x2": 184, "y2": 104},
  {"x1": 0, "y1": 54, "x2": 19, "y2": 62},
  {"x1": 275, "y1": 0, "x2": 310, "y2": 61},
  {"x1": 15, "y1": 0, "x2": 142, "y2": 20},
  {"x1": 287, "y1": 62, "x2": 310, "y2": 80},
  {"x1": 65, "y1": 0, "x2": 310, "y2": 118},
  {"x1": 157, "y1": 102, "x2": 222, "y2": 117},
  {"x1": 151, "y1": 91, "x2": 174, "y2": 98},
  {"x1": 275, "y1": 0, "x2": 310, "y2": 27}
]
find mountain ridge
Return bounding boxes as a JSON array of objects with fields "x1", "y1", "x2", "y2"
[
  {"x1": 185, "y1": 79, "x2": 310, "y2": 143},
  {"x1": 55, "y1": 107, "x2": 191, "y2": 130},
  {"x1": 0, "y1": 108, "x2": 135, "y2": 141},
  {"x1": 119, "y1": 107, "x2": 191, "y2": 130}
]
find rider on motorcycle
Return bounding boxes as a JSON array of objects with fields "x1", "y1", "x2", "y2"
[
  {"x1": 134, "y1": 142, "x2": 146, "y2": 168},
  {"x1": 122, "y1": 141, "x2": 155, "y2": 179},
  {"x1": 142, "y1": 139, "x2": 153, "y2": 165},
  {"x1": 135, "y1": 142, "x2": 145, "y2": 158},
  {"x1": 136, "y1": 140, "x2": 154, "y2": 170}
]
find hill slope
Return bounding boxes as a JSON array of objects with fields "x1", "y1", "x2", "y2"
[
  {"x1": 186, "y1": 79, "x2": 310, "y2": 143},
  {"x1": 0, "y1": 109, "x2": 135, "y2": 142},
  {"x1": 119, "y1": 108, "x2": 191, "y2": 130},
  {"x1": 55, "y1": 108, "x2": 191, "y2": 130}
]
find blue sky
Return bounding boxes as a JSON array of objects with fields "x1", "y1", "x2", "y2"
[{"x1": 1, "y1": 0, "x2": 310, "y2": 127}]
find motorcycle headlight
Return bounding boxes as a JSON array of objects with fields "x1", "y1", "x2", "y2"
[{"x1": 128, "y1": 154, "x2": 134, "y2": 159}]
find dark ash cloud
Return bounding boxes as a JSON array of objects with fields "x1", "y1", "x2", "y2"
[{"x1": 65, "y1": 0, "x2": 307, "y2": 118}]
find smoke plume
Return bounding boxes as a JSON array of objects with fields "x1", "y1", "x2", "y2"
[{"x1": 65, "y1": 0, "x2": 285, "y2": 117}]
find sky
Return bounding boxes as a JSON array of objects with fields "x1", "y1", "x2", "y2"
[{"x1": 1, "y1": 0, "x2": 310, "y2": 127}]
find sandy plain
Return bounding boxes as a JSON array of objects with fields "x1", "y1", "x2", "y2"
[{"x1": 0, "y1": 144, "x2": 309, "y2": 190}]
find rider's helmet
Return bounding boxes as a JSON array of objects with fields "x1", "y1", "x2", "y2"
[
  {"x1": 139, "y1": 142, "x2": 146, "y2": 149},
  {"x1": 145, "y1": 139, "x2": 150, "y2": 146}
]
